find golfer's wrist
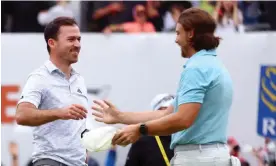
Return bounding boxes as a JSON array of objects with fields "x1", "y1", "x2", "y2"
[{"x1": 117, "y1": 112, "x2": 124, "y2": 123}]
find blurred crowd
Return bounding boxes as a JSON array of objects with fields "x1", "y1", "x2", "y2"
[{"x1": 2, "y1": 1, "x2": 276, "y2": 34}]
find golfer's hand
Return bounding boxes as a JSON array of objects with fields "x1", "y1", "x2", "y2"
[
  {"x1": 92, "y1": 100, "x2": 121, "y2": 124},
  {"x1": 112, "y1": 124, "x2": 140, "y2": 146},
  {"x1": 59, "y1": 104, "x2": 87, "y2": 120}
]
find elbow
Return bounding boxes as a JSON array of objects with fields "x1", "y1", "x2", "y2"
[
  {"x1": 183, "y1": 121, "x2": 193, "y2": 129},
  {"x1": 179, "y1": 118, "x2": 194, "y2": 130},
  {"x1": 15, "y1": 113, "x2": 25, "y2": 125},
  {"x1": 15, "y1": 110, "x2": 28, "y2": 125}
]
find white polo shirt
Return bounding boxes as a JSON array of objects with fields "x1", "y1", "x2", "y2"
[{"x1": 18, "y1": 60, "x2": 88, "y2": 166}]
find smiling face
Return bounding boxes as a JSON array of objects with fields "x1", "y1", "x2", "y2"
[
  {"x1": 49, "y1": 25, "x2": 81, "y2": 65},
  {"x1": 175, "y1": 23, "x2": 192, "y2": 58}
]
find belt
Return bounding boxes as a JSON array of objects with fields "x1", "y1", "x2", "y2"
[
  {"x1": 174, "y1": 143, "x2": 227, "y2": 152},
  {"x1": 33, "y1": 159, "x2": 68, "y2": 166}
]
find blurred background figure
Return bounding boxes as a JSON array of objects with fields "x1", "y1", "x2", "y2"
[
  {"x1": 124, "y1": 93, "x2": 175, "y2": 166},
  {"x1": 105, "y1": 145, "x2": 117, "y2": 166},
  {"x1": 9, "y1": 142, "x2": 19, "y2": 166},
  {"x1": 162, "y1": 1, "x2": 192, "y2": 32},
  {"x1": 37, "y1": 0, "x2": 75, "y2": 26},
  {"x1": 103, "y1": 4, "x2": 155, "y2": 33},
  {"x1": 87, "y1": 155, "x2": 100, "y2": 166},
  {"x1": 1, "y1": 1, "x2": 53, "y2": 32},
  {"x1": 227, "y1": 137, "x2": 250, "y2": 166},
  {"x1": 87, "y1": 1, "x2": 146, "y2": 32},
  {"x1": 252, "y1": 138, "x2": 276, "y2": 166},
  {"x1": 213, "y1": 1, "x2": 244, "y2": 33},
  {"x1": 8, "y1": 141, "x2": 33, "y2": 166}
]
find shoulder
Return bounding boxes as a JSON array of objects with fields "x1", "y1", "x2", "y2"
[
  {"x1": 25, "y1": 65, "x2": 49, "y2": 83},
  {"x1": 180, "y1": 66, "x2": 206, "y2": 82}
]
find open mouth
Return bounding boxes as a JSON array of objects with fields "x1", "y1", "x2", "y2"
[{"x1": 71, "y1": 50, "x2": 79, "y2": 54}]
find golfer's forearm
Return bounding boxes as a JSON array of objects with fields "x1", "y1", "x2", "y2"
[
  {"x1": 118, "y1": 110, "x2": 169, "y2": 125},
  {"x1": 146, "y1": 113, "x2": 186, "y2": 136},
  {"x1": 16, "y1": 108, "x2": 60, "y2": 126}
]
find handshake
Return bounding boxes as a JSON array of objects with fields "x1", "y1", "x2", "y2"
[{"x1": 81, "y1": 100, "x2": 141, "y2": 152}]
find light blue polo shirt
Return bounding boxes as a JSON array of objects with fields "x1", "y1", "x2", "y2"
[{"x1": 170, "y1": 49, "x2": 233, "y2": 149}]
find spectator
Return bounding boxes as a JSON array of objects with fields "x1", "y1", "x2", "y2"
[
  {"x1": 199, "y1": 0, "x2": 216, "y2": 15},
  {"x1": 89, "y1": 1, "x2": 146, "y2": 32},
  {"x1": 1, "y1": 1, "x2": 54, "y2": 32},
  {"x1": 87, "y1": 156, "x2": 100, "y2": 166},
  {"x1": 238, "y1": 1, "x2": 260, "y2": 25},
  {"x1": 213, "y1": 1, "x2": 243, "y2": 33},
  {"x1": 227, "y1": 137, "x2": 250, "y2": 166},
  {"x1": 162, "y1": 1, "x2": 192, "y2": 32},
  {"x1": 105, "y1": 145, "x2": 117, "y2": 166},
  {"x1": 9, "y1": 141, "x2": 19, "y2": 166},
  {"x1": 37, "y1": 1, "x2": 75, "y2": 26},
  {"x1": 253, "y1": 138, "x2": 276, "y2": 166},
  {"x1": 8, "y1": 141, "x2": 34, "y2": 166},
  {"x1": 145, "y1": 1, "x2": 168, "y2": 32},
  {"x1": 253, "y1": 147, "x2": 268, "y2": 166},
  {"x1": 124, "y1": 93, "x2": 175, "y2": 166},
  {"x1": 103, "y1": 4, "x2": 155, "y2": 33}
]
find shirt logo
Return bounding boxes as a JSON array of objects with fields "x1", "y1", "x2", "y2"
[{"x1": 77, "y1": 88, "x2": 82, "y2": 94}]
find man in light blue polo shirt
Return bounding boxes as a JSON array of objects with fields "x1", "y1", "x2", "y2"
[
  {"x1": 92, "y1": 8, "x2": 237, "y2": 165},
  {"x1": 170, "y1": 48, "x2": 233, "y2": 149}
]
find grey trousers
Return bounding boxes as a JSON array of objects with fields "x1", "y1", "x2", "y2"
[
  {"x1": 170, "y1": 143, "x2": 241, "y2": 166},
  {"x1": 33, "y1": 159, "x2": 68, "y2": 166}
]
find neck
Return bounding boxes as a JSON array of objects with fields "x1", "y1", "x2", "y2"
[
  {"x1": 49, "y1": 55, "x2": 72, "y2": 79},
  {"x1": 187, "y1": 48, "x2": 197, "y2": 58}
]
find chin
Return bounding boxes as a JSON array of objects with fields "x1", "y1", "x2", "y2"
[
  {"x1": 181, "y1": 45, "x2": 190, "y2": 58},
  {"x1": 70, "y1": 59, "x2": 78, "y2": 64},
  {"x1": 181, "y1": 50, "x2": 188, "y2": 58}
]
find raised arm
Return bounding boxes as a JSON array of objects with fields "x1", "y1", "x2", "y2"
[{"x1": 92, "y1": 100, "x2": 174, "y2": 125}]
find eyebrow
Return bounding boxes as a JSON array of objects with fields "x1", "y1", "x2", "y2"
[{"x1": 67, "y1": 36, "x2": 81, "y2": 39}]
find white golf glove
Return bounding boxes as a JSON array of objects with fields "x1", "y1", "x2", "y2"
[{"x1": 81, "y1": 126, "x2": 118, "y2": 152}]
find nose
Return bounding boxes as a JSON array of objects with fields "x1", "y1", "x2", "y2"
[
  {"x1": 74, "y1": 40, "x2": 81, "y2": 48},
  {"x1": 175, "y1": 38, "x2": 178, "y2": 44}
]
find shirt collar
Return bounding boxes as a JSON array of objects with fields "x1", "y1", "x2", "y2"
[
  {"x1": 44, "y1": 60, "x2": 78, "y2": 75},
  {"x1": 183, "y1": 49, "x2": 217, "y2": 68}
]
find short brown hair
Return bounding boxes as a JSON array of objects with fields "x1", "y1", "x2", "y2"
[
  {"x1": 178, "y1": 8, "x2": 220, "y2": 51},
  {"x1": 44, "y1": 17, "x2": 77, "y2": 53}
]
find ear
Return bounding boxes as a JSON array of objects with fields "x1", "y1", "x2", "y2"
[
  {"x1": 187, "y1": 30, "x2": 194, "y2": 39},
  {"x1": 48, "y1": 38, "x2": 55, "y2": 49}
]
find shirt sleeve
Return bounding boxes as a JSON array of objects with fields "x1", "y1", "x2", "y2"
[
  {"x1": 17, "y1": 74, "x2": 46, "y2": 108},
  {"x1": 177, "y1": 67, "x2": 207, "y2": 105}
]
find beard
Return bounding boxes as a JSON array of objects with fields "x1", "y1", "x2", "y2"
[
  {"x1": 66, "y1": 47, "x2": 80, "y2": 64},
  {"x1": 67, "y1": 52, "x2": 79, "y2": 64},
  {"x1": 181, "y1": 47, "x2": 188, "y2": 58},
  {"x1": 58, "y1": 50, "x2": 79, "y2": 65}
]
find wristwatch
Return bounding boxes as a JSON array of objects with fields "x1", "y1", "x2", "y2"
[{"x1": 139, "y1": 123, "x2": 148, "y2": 136}]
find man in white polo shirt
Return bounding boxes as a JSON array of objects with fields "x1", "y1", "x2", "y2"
[{"x1": 16, "y1": 17, "x2": 88, "y2": 166}]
